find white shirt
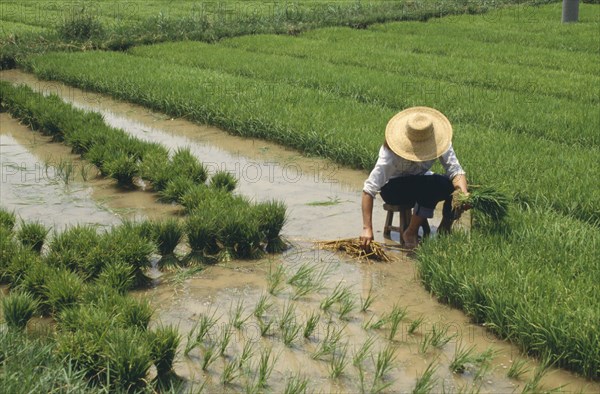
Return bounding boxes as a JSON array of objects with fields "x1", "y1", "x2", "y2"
[{"x1": 363, "y1": 144, "x2": 466, "y2": 198}]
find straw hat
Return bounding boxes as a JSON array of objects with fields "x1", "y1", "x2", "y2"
[{"x1": 385, "y1": 106, "x2": 453, "y2": 162}]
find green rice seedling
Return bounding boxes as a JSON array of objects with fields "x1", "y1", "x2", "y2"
[
  {"x1": 2, "y1": 291, "x2": 38, "y2": 331},
  {"x1": 103, "y1": 327, "x2": 153, "y2": 392},
  {"x1": 210, "y1": 170, "x2": 238, "y2": 192},
  {"x1": 230, "y1": 299, "x2": 251, "y2": 330},
  {"x1": 113, "y1": 295, "x2": 153, "y2": 331},
  {"x1": 258, "y1": 317, "x2": 275, "y2": 337},
  {"x1": 387, "y1": 304, "x2": 408, "y2": 341},
  {"x1": 419, "y1": 331, "x2": 434, "y2": 354},
  {"x1": 238, "y1": 341, "x2": 254, "y2": 370},
  {"x1": 288, "y1": 263, "x2": 328, "y2": 300},
  {"x1": 15, "y1": 260, "x2": 53, "y2": 315},
  {"x1": 320, "y1": 282, "x2": 350, "y2": 312},
  {"x1": 44, "y1": 268, "x2": 84, "y2": 314},
  {"x1": 284, "y1": 372, "x2": 309, "y2": 394},
  {"x1": 353, "y1": 336, "x2": 376, "y2": 367},
  {"x1": 278, "y1": 301, "x2": 297, "y2": 332},
  {"x1": 218, "y1": 204, "x2": 264, "y2": 260},
  {"x1": 221, "y1": 357, "x2": 241, "y2": 385},
  {"x1": 267, "y1": 263, "x2": 286, "y2": 295},
  {"x1": 3, "y1": 246, "x2": 41, "y2": 288},
  {"x1": 254, "y1": 200, "x2": 288, "y2": 253},
  {"x1": 148, "y1": 324, "x2": 181, "y2": 378},
  {"x1": 338, "y1": 292, "x2": 356, "y2": 321},
  {"x1": 359, "y1": 286, "x2": 376, "y2": 312},
  {"x1": 253, "y1": 293, "x2": 273, "y2": 319},
  {"x1": 159, "y1": 176, "x2": 195, "y2": 203},
  {"x1": 172, "y1": 147, "x2": 207, "y2": 184},
  {"x1": 408, "y1": 316, "x2": 425, "y2": 335},
  {"x1": 47, "y1": 224, "x2": 100, "y2": 272},
  {"x1": 413, "y1": 361, "x2": 438, "y2": 394},
  {"x1": 104, "y1": 154, "x2": 139, "y2": 187},
  {"x1": 367, "y1": 314, "x2": 388, "y2": 330},
  {"x1": 450, "y1": 342, "x2": 477, "y2": 374},
  {"x1": 430, "y1": 323, "x2": 456, "y2": 349},
  {"x1": 303, "y1": 310, "x2": 320, "y2": 339},
  {"x1": 282, "y1": 320, "x2": 302, "y2": 347},
  {"x1": 373, "y1": 343, "x2": 397, "y2": 382},
  {"x1": 507, "y1": 357, "x2": 530, "y2": 380},
  {"x1": 328, "y1": 342, "x2": 349, "y2": 379},
  {"x1": 185, "y1": 210, "x2": 221, "y2": 258},
  {"x1": 0, "y1": 228, "x2": 18, "y2": 281},
  {"x1": 219, "y1": 323, "x2": 233, "y2": 356},
  {"x1": 185, "y1": 307, "x2": 220, "y2": 355},
  {"x1": 312, "y1": 321, "x2": 345, "y2": 360},
  {"x1": 255, "y1": 346, "x2": 277, "y2": 388},
  {"x1": 0, "y1": 208, "x2": 16, "y2": 231},
  {"x1": 96, "y1": 260, "x2": 135, "y2": 294},
  {"x1": 201, "y1": 342, "x2": 219, "y2": 371},
  {"x1": 286, "y1": 263, "x2": 316, "y2": 287},
  {"x1": 139, "y1": 149, "x2": 172, "y2": 191},
  {"x1": 16, "y1": 220, "x2": 49, "y2": 253}
]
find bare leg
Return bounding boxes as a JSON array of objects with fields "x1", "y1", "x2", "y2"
[{"x1": 402, "y1": 214, "x2": 426, "y2": 249}]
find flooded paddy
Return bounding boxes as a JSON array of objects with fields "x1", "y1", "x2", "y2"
[{"x1": 2, "y1": 70, "x2": 598, "y2": 393}]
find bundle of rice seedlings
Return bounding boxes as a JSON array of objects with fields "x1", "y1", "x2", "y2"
[
  {"x1": 148, "y1": 324, "x2": 181, "y2": 379},
  {"x1": 16, "y1": 220, "x2": 50, "y2": 253},
  {"x1": 46, "y1": 224, "x2": 100, "y2": 272},
  {"x1": 152, "y1": 219, "x2": 184, "y2": 268},
  {"x1": 159, "y1": 176, "x2": 195, "y2": 203},
  {"x1": 44, "y1": 269, "x2": 85, "y2": 314},
  {"x1": 316, "y1": 238, "x2": 393, "y2": 263},
  {"x1": 16, "y1": 260, "x2": 54, "y2": 315},
  {"x1": 255, "y1": 199, "x2": 288, "y2": 253},
  {"x1": 172, "y1": 147, "x2": 207, "y2": 184},
  {"x1": 102, "y1": 327, "x2": 153, "y2": 392},
  {"x1": 209, "y1": 170, "x2": 238, "y2": 192},
  {"x1": 2, "y1": 291, "x2": 38, "y2": 331},
  {"x1": 0, "y1": 207, "x2": 16, "y2": 231},
  {"x1": 104, "y1": 154, "x2": 139, "y2": 187},
  {"x1": 96, "y1": 260, "x2": 136, "y2": 294},
  {"x1": 0, "y1": 228, "x2": 19, "y2": 281},
  {"x1": 452, "y1": 186, "x2": 509, "y2": 222}
]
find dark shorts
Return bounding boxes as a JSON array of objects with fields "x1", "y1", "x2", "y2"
[{"x1": 380, "y1": 174, "x2": 454, "y2": 218}]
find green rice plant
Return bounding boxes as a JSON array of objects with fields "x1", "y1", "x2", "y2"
[
  {"x1": 238, "y1": 341, "x2": 254, "y2": 370},
  {"x1": 283, "y1": 372, "x2": 309, "y2": 394},
  {"x1": 1, "y1": 291, "x2": 38, "y2": 331},
  {"x1": 148, "y1": 324, "x2": 181, "y2": 378},
  {"x1": 450, "y1": 342, "x2": 478, "y2": 374},
  {"x1": 96, "y1": 260, "x2": 135, "y2": 294},
  {"x1": 338, "y1": 292, "x2": 356, "y2": 321},
  {"x1": 352, "y1": 336, "x2": 376, "y2": 367},
  {"x1": 15, "y1": 260, "x2": 53, "y2": 315},
  {"x1": 281, "y1": 320, "x2": 302, "y2": 347},
  {"x1": 258, "y1": 316, "x2": 275, "y2": 337},
  {"x1": 210, "y1": 170, "x2": 238, "y2": 192},
  {"x1": 16, "y1": 220, "x2": 49, "y2": 253},
  {"x1": 219, "y1": 323, "x2": 233, "y2": 356},
  {"x1": 221, "y1": 357, "x2": 241, "y2": 385},
  {"x1": 320, "y1": 282, "x2": 350, "y2": 312},
  {"x1": 328, "y1": 341, "x2": 349, "y2": 379},
  {"x1": 185, "y1": 307, "x2": 220, "y2": 355},
  {"x1": 114, "y1": 295, "x2": 153, "y2": 331},
  {"x1": 47, "y1": 224, "x2": 100, "y2": 272},
  {"x1": 230, "y1": 299, "x2": 251, "y2": 330},
  {"x1": 139, "y1": 148, "x2": 172, "y2": 191},
  {"x1": 201, "y1": 342, "x2": 219, "y2": 371},
  {"x1": 104, "y1": 153, "x2": 139, "y2": 187},
  {"x1": 312, "y1": 321, "x2": 345, "y2": 360},
  {"x1": 365, "y1": 314, "x2": 388, "y2": 331},
  {"x1": 0, "y1": 208, "x2": 16, "y2": 231},
  {"x1": 408, "y1": 316, "x2": 425, "y2": 335},
  {"x1": 253, "y1": 292, "x2": 273, "y2": 319},
  {"x1": 172, "y1": 147, "x2": 207, "y2": 184},
  {"x1": 430, "y1": 323, "x2": 456, "y2": 349},
  {"x1": 413, "y1": 361, "x2": 438, "y2": 394},
  {"x1": 521, "y1": 356, "x2": 560, "y2": 394},
  {"x1": 44, "y1": 268, "x2": 84, "y2": 314},
  {"x1": 185, "y1": 210, "x2": 221, "y2": 257},
  {"x1": 159, "y1": 176, "x2": 195, "y2": 203},
  {"x1": 0, "y1": 228, "x2": 18, "y2": 281},
  {"x1": 359, "y1": 286, "x2": 376, "y2": 312},
  {"x1": 303, "y1": 310, "x2": 320, "y2": 339},
  {"x1": 3, "y1": 246, "x2": 41, "y2": 287},
  {"x1": 373, "y1": 343, "x2": 397, "y2": 382},
  {"x1": 103, "y1": 327, "x2": 153, "y2": 392},
  {"x1": 266, "y1": 263, "x2": 286, "y2": 296},
  {"x1": 255, "y1": 200, "x2": 288, "y2": 253},
  {"x1": 452, "y1": 186, "x2": 510, "y2": 223},
  {"x1": 507, "y1": 357, "x2": 530, "y2": 380},
  {"x1": 278, "y1": 301, "x2": 297, "y2": 331},
  {"x1": 418, "y1": 331, "x2": 434, "y2": 354},
  {"x1": 217, "y1": 205, "x2": 264, "y2": 260},
  {"x1": 287, "y1": 262, "x2": 329, "y2": 300},
  {"x1": 255, "y1": 346, "x2": 277, "y2": 388},
  {"x1": 179, "y1": 184, "x2": 210, "y2": 213},
  {"x1": 387, "y1": 304, "x2": 408, "y2": 341}
]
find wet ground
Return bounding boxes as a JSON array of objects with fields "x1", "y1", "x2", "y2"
[{"x1": 2, "y1": 70, "x2": 598, "y2": 393}]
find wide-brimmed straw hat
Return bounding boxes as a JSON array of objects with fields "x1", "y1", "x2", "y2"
[{"x1": 385, "y1": 106, "x2": 453, "y2": 162}]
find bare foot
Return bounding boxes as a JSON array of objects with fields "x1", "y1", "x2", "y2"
[{"x1": 401, "y1": 229, "x2": 418, "y2": 250}]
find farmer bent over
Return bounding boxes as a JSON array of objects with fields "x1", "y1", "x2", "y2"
[{"x1": 360, "y1": 107, "x2": 469, "y2": 249}]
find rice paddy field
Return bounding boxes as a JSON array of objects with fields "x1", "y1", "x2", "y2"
[{"x1": 1, "y1": 0, "x2": 600, "y2": 392}]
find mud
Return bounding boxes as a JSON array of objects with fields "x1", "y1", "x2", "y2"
[{"x1": 2, "y1": 70, "x2": 598, "y2": 393}]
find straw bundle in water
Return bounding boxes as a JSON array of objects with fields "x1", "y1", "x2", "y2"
[{"x1": 316, "y1": 238, "x2": 393, "y2": 263}]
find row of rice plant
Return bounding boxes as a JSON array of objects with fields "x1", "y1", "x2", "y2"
[
  {"x1": 0, "y1": 81, "x2": 287, "y2": 258},
  {"x1": 22, "y1": 49, "x2": 600, "y2": 226}
]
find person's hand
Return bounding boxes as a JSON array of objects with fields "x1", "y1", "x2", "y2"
[{"x1": 360, "y1": 227, "x2": 374, "y2": 249}]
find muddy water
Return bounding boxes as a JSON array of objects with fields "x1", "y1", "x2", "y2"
[{"x1": 2, "y1": 70, "x2": 598, "y2": 393}]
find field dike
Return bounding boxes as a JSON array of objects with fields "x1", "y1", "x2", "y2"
[{"x1": 1, "y1": 71, "x2": 599, "y2": 392}]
